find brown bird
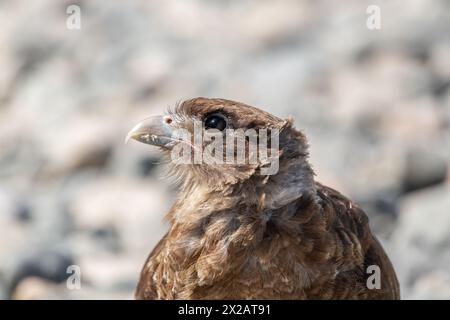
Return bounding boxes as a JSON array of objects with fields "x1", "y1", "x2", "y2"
[{"x1": 127, "y1": 97, "x2": 400, "y2": 300}]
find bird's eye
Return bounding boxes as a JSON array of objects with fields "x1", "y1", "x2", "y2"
[{"x1": 204, "y1": 114, "x2": 227, "y2": 131}]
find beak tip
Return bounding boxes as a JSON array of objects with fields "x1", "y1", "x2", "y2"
[
  {"x1": 124, "y1": 133, "x2": 132, "y2": 144},
  {"x1": 125, "y1": 122, "x2": 143, "y2": 144}
]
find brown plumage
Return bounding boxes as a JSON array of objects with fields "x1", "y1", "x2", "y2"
[{"x1": 127, "y1": 97, "x2": 400, "y2": 300}]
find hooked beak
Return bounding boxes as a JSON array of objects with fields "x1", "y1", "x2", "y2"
[{"x1": 126, "y1": 115, "x2": 174, "y2": 147}]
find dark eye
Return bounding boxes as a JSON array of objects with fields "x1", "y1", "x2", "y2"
[{"x1": 204, "y1": 114, "x2": 227, "y2": 131}]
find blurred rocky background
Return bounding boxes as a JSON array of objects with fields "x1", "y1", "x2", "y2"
[{"x1": 0, "y1": 0, "x2": 449, "y2": 299}]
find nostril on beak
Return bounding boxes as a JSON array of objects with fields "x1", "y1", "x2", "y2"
[{"x1": 163, "y1": 116, "x2": 173, "y2": 125}]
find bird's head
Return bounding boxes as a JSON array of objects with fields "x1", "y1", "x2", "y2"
[{"x1": 127, "y1": 98, "x2": 315, "y2": 207}]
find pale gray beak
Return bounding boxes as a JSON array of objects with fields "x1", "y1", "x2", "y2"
[{"x1": 126, "y1": 115, "x2": 174, "y2": 147}]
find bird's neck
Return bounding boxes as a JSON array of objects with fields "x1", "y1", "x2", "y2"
[
  {"x1": 167, "y1": 153, "x2": 317, "y2": 242},
  {"x1": 161, "y1": 153, "x2": 318, "y2": 289},
  {"x1": 163, "y1": 157, "x2": 318, "y2": 288},
  {"x1": 172, "y1": 152, "x2": 315, "y2": 213}
]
